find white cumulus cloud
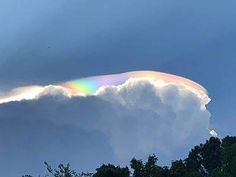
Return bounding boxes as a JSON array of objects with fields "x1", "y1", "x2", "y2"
[
  {"x1": 0, "y1": 85, "x2": 71, "y2": 104},
  {"x1": 92, "y1": 78, "x2": 211, "y2": 160},
  {"x1": 210, "y1": 130, "x2": 218, "y2": 138},
  {"x1": 0, "y1": 77, "x2": 211, "y2": 163}
]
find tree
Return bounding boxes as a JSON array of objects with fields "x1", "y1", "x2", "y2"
[
  {"x1": 186, "y1": 145, "x2": 203, "y2": 171},
  {"x1": 93, "y1": 164, "x2": 129, "y2": 177},
  {"x1": 185, "y1": 144, "x2": 205, "y2": 177},
  {"x1": 169, "y1": 160, "x2": 188, "y2": 177},
  {"x1": 201, "y1": 137, "x2": 222, "y2": 176},
  {"x1": 131, "y1": 154, "x2": 168, "y2": 177},
  {"x1": 143, "y1": 155, "x2": 158, "y2": 177},
  {"x1": 45, "y1": 162, "x2": 80, "y2": 177},
  {"x1": 217, "y1": 136, "x2": 236, "y2": 177},
  {"x1": 130, "y1": 158, "x2": 144, "y2": 177},
  {"x1": 23, "y1": 162, "x2": 92, "y2": 177},
  {"x1": 23, "y1": 136, "x2": 236, "y2": 177}
]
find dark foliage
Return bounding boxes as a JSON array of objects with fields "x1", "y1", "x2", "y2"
[
  {"x1": 24, "y1": 136, "x2": 236, "y2": 177},
  {"x1": 93, "y1": 164, "x2": 129, "y2": 177}
]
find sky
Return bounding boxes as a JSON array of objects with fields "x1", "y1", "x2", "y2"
[{"x1": 0, "y1": 0, "x2": 236, "y2": 176}]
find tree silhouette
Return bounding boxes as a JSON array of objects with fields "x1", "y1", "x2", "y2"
[
  {"x1": 201, "y1": 137, "x2": 222, "y2": 176},
  {"x1": 217, "y1": 136, "x2": 236, "y2": 177},
  {"x1": 23, "y1": 136, "x2": 236, "y2": 177},
  {"x1": 130, "y1": 158, "x2": 144, "y2": 177},
  {"x1": 93, "y1": 164, "x2": 129, "y2": 177},
  {"x1": 23, "y1": 162, "x2": 92, "y2": 177}
]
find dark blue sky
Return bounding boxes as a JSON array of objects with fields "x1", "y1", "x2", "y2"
[{"x1": 0, "y1": 0, "x2": 236, "y2": 176}]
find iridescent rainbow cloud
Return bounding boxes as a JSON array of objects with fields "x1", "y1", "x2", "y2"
[
  {"x1": 0, "y1": 70, "x2": 208, "y2": 104},
  {"x1": 62, "y1": 70, "x2": 207, "y2": 98}
]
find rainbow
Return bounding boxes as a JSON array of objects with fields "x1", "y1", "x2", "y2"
[{"x1": 62, "y1": 71, "x2": 207, "y2": 96}]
